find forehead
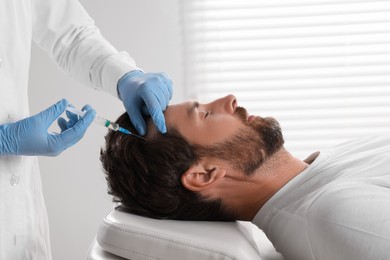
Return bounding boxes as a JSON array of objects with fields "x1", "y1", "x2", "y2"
[
  {"x1": 146, "y1": 101, "x2": 192, "y2": 138},
  {"x1": 166, "y1": 101, "x2": 193, "y2": 120},
  {"x1": 164, "y1": 101, "x2": 195, "y2": 133},
  {"x1": 148, "y1": 100, "x2": 244, "y2": 146}
]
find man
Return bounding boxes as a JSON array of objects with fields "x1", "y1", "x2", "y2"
[
  {"x1": 0, "y1": 0, "x2": 172, "y2": 259},
  {"x1": 101, "y1": 94, "x2": 390, "y2": 260}
]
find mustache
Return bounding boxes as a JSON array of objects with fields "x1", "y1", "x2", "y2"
[{"x1": 234, "y1": 106, "x2": 248, "y2": 123}]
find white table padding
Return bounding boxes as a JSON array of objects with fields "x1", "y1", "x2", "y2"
[{"x1": 87, "y1": 208, "x2": 283, "y2": 260}]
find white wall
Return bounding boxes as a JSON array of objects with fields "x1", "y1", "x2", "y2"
[{"x1": 28, "y1": 0, "x2": 183, "y2": 259}]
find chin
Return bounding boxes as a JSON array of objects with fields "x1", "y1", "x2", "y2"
[{"x1": 252, "y1": 116, "x2": 284, "y2": 153}]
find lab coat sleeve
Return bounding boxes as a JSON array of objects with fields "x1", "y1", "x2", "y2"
[{"x1": 31, "y1": 0, "x2": 140, "y2": 97}]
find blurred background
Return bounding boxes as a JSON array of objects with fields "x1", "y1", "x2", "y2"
[{"x1": 28, "y1": 0, "x2": 390, "y2": 259}]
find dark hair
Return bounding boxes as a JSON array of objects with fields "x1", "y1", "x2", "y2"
[{"x1": 100, "y1": 113, "x2": 236, "y2": 221}]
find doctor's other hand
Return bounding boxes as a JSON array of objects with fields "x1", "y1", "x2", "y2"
[
  {"x1": 0, "y1": 99, "x2": 95, "y2": 156},
  {"x1": 118, "y1": 70, "x2": 173, "y2": 135}
]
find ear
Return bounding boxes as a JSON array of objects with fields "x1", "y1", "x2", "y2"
[{"x1": 181, "y1": 160, "x2": 226, "y2": 192}]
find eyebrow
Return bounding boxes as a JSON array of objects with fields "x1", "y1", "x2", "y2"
[{"x1": 187, "y1": 101, "x2": 199, "y2": 117}]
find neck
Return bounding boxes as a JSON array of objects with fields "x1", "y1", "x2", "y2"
[{"x1": 234, "y1": 148, "x2": 308, "y2": 220}]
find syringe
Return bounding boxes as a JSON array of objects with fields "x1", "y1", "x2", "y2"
[{"x1": 66, "y1": 106, "x2": 146, "y2": 140}]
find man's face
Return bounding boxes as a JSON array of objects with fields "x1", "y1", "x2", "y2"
[{"x1": 150, "y1": 94, "x2": 284, "y2": 175}]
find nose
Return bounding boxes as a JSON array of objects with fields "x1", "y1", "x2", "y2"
[{"x1": 209, "y1": 94, "x2": 237, "y2": 114}]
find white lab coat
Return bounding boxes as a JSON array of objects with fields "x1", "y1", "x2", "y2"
[{"x1": 0, "y1": 0, "x2": 138, "y2": 259}]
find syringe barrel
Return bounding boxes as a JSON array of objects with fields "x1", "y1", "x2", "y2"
[
  {"x1": 94, "y1": 116, "x2": 119, "y2": 131},
  {"x1": 66, "y1": 106, "x2": 119, "y2": 131},
  {"x1": 93, "y1": 116, "x2": 108, "y2": 127},
  {"x1": 66, "y1": 106, "x2": 85, "y2": 117}
]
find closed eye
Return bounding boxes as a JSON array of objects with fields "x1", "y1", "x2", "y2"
[
  {"x1": 201, "y1": 110, "x2": 210, "y2": 119},
  {"x1": 199, "y1": 110, "x2": 209, "y2": 119}
]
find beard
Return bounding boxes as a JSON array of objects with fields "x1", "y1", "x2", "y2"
[{"x1": 195, "y1": 106, "x2": 285, "y2": 176}]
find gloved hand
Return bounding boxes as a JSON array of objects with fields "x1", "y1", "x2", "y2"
[
  {"x1": 0, "y1": 99, "x2": 95, "y2": 156},
  {"x1": 118, "y1": 70, "x2": 173, "y2": 135}
]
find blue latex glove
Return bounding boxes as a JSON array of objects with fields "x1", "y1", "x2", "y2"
[
  {"x1": 118, "y1": 70, "x2": 173, "y2": 135},
  {"x1": 0, "y1": 99, "x2": 95, "y2": 156}
]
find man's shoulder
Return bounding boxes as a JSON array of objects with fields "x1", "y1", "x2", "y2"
[
  {"x1": 304, "y1": 180, "x2": 390, "y2": 259},
  {"x1": 307, "y1": 180, "x2": 390, "y2": 232}
]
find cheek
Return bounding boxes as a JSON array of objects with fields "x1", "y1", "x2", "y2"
[
  {"x1": 202, "y1": 126, "x2": 264, "y2": 176},
  {"x1": 201, "y1": 118, "x2": 241, "y2": 144}
]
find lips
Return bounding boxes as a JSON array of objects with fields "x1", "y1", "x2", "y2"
[
  {"x1": 247, "y1": 115, "x2": 255, "y2": 122},
  {"x1": 248, "y1": 115, "x2": 264, "y2": 123}
]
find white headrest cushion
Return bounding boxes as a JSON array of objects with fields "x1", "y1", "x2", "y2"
[{"x1": 96, "y1": 208, "x2": 273, "y2": 260}]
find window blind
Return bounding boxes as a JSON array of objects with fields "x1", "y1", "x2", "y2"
[{"x1": 181, "y1": 0, "x2": 390, "y2": 159}]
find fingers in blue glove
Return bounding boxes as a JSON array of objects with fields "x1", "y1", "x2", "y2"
[
  {"x1": 140, "y1": 89, "x2": 167, "y2": 134},
  {"x1": 128, "y1": 109, "x2": 147, "y2": 136},
  {"x1": 16, "y1": 99, "x2": 70, "y2": 156},
  {"x1": 118, "y1": 71, "x2": 173, "y2": 135},
  {"x1": 37, "y1": 99, "x2": 69, "y2": 127},
  {"x1": 1, "y1": 99, "x2": 96, "y2": 157},
  {"x1": 140, "y1": 73, "x2": 172, "y2": 115},
  {"x1": 159, "y1": 72, "x2": 173, "y2": 100},
  {"x1": 135, "y1": 74, "x2": 172, "y2": 134},
  {"x1": 58, "y1": 104, "x2": 79, "y2": 132},
  {"x1": 50, "y1": 107, "x2": 96, "y2": 152},
  {"x1": 66, "y1": 104, "x2": 80, "y2": 121},
  {"x1": 57, "y1": 117, "x2": 68, "y2": 132},
  {"x1": 81, "y1": 104, "x2": 93, "y2": 112}
]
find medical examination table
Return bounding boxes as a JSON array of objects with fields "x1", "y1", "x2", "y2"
[{"x1": 86, "y1": 208, "x2": 284, "y2": 260}]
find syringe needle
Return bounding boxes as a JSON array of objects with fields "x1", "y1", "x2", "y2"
[{"x1": 65, "y1": 106, "x2": 146, "y2": 140}]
